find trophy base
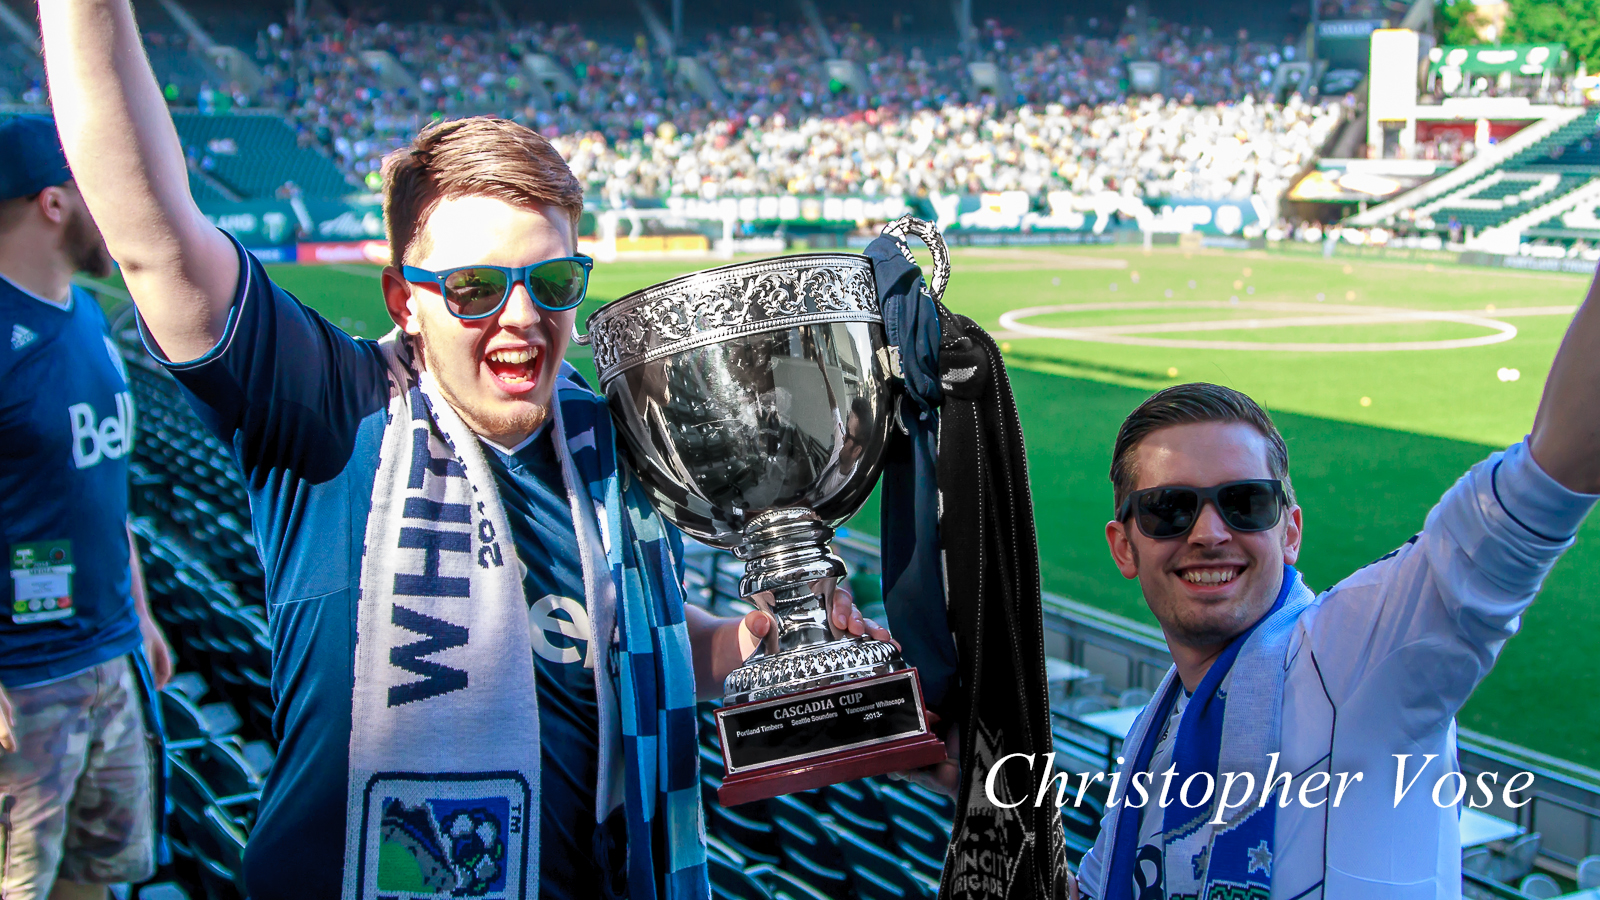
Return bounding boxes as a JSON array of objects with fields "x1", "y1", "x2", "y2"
[{"x1": 714, "y1": 669, "x2": 948, "y2": 807}]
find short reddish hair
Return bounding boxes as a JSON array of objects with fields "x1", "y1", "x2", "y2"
[{"x1": 382, "y1": 117, "x2": 584, "y2": 266}]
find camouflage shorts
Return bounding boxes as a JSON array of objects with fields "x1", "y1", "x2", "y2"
[{"x1": 0, "y1": 655, "x2": 156, "y2": 899}]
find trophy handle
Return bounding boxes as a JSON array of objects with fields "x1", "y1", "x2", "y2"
[
  {"x1": 882, "y1": 215, "x2": 951, "y2": 303},
  {"x1": 569, "y1": 321, "x2": 592, "y2": 347}
]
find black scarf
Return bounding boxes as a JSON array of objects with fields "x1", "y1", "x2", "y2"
[{"x1": 868, "y1": 226, "x2": 1071, "y2": 900}]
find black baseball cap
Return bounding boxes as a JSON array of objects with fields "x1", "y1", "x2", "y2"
[{"x1": 0, "y1": 116, "x2": 72, "y2": 201}]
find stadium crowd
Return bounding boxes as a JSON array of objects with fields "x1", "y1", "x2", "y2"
[
  {"x1": 231, "y1": 14, "x2": 1327, "y2": 197},
  {"x1": 554, "y1": 96, "x2": 1340, "y2": 203},
  {"x1": 0, "y1": 12, "x2": 1339, "y2": 205}
]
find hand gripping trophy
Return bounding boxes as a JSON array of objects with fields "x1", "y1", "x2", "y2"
[{"x1": 575, "y1": 219, "x2": 955, "y2": 804}]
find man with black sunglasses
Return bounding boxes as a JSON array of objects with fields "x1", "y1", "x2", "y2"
[
  {"x1": 1076, "y1": 338, "x2": 1600, "y2": 897},
  {"x1": 40, "y1": 4, "x2": 894, "y2": 899}
]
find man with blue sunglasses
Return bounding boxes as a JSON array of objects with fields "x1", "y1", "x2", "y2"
[
  {"x1": 398, "y1": 258, "x2": 594, "y2": 321},
  {"x1": 42, "y1": 6, "x2": 894, "y2": 899}
]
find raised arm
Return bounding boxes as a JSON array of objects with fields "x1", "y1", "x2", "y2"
[
  {"x1": 1530, "y1": 273, "x2": 1600, "y2": 494},
  {"x1": 40, "y1": 0, "x2": 237, "y2": 362}
]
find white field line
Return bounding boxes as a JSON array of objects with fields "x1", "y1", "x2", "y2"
[
  {"x1": 995, "y1": 301, "x2": 1578, "y2": 352},
  {"x1": 1068, "y1": 311, "x2": 1502, "y2": 336},
  {"x1": 1470, "y1": 305, "x2": 1580, "y2": 317}
]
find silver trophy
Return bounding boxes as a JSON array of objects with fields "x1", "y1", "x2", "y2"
[{"x1": 576, "y1": 217, "x2": 952, "y2": 804}]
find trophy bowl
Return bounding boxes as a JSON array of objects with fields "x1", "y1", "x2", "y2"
[{"x1": 579, "y1": 244, "x2": 947, "y2": 804}]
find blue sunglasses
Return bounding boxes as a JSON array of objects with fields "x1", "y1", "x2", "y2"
[{"x1": 401, "y1": 256, "x2": 593, "y2": 320}]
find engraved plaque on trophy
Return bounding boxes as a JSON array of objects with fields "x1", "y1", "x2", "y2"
[{"x1": 576, "y1": 219, "x2": 952, "y2": 805}]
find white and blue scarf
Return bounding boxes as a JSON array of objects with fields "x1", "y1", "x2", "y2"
[
  {"x1": 342, "y1": 334, "x2": 707, "y2": 900},
  {"x1": 1089, "y1": 565, "x2": 1313, "y2": 900}
]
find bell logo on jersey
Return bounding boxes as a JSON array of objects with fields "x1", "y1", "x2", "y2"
[{"x1": 69, "y1": 392, "x2": 135, "y2": 470}]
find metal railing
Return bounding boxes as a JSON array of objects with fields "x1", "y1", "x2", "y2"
[{"x1": 1458, "y1": 731, "x2": 1600, "y2": 867}]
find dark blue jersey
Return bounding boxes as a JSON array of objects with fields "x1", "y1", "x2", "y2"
[
  {"x1": 152, "y1": 237, "x2": 632, "y2": 900},
  {"x1": 0, "y1": 274, "x2": 140, "y2": 687},
  {"x1": 484, "y1": 432, "x2": 603, "y2": 899}
]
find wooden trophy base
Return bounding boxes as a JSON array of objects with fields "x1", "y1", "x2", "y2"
[{"x1": 714, "y1": 668, "x2": 947, "y2": 807}]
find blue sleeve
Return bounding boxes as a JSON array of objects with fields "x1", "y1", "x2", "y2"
[{"x1": 142, "y1": 233, "x2": 389, "y2": 481}]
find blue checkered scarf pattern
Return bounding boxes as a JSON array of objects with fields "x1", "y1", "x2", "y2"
[{"x1": 556, "y1": 374, "x2": 709, "y2": 900}]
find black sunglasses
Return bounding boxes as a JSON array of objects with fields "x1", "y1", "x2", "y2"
[
  {"x1": 401, "y1": 257, "x2": 593, "y2": 320},
  {"x1": 1116, "y1": 479, "x2": 1286, "y2": 539}
]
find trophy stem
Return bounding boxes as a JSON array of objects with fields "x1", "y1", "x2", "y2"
[
  {"x1": 736, "y1": 507, "x2": 847, "y2": 653},
  {"x1": 723, "y1": 508, "x2": 904, "y2": 704},
  {"x1": 736, "y1": 508, "x2": 845, "y2": 606}
]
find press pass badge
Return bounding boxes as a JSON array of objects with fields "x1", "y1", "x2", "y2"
[{"x1": 9, "y1": 540, "x2": 75, "y2": 624}]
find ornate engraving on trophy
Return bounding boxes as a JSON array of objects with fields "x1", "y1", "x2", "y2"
[
  {"x1": 577, "y1": 234, "x2": 951, "y2": 805},
  {"x1": 585, "y1": 257, "x2": 880, "y2": 373}
]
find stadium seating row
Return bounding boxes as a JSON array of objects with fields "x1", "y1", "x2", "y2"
[
  {"x1": 1416, "y1": 110, "x2": 1600, "y2": 234},
  {"x1": 131, "y1": 527, "x2": 269, "y2": 900},
  {"x1": 171, "y1": 112, "x2": 354, "y2": 200},
  {"x1": 125, "y1": 355, "x2": 265, "y2": 606},
  {"x1": 698, "y1": 717, "x2": 952, "y2": 900}
]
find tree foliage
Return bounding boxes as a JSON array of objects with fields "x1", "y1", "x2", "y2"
[
  {"x1": 1503, "y1": 0, "x2": 1600, "y2": 67},
  {"x1": 1434, "y1": 0, "x2": 1485, "y2": 47}
]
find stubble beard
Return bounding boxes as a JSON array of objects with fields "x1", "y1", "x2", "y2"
[
  {"x1": 415, "y1": 327, "x2": 549, "y2": 443},
  {"x1": 64, "y1": 205, "x2": 114, "y2": 279},
  {"x1": 1159, "y1": 595, "x2": 1260, "y2": 651},
  {"x1": 1133, "y1": 541, "x2": 1266, "y2": 651}
]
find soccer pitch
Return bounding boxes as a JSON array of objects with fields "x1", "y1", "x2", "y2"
[{"x1": 259, "y1": 247, "x2": 1598, "y2": 765}]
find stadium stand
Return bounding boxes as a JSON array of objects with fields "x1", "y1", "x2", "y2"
[
  {"x1": 201, "y1": 11, "x2": 1321, "y2": 197},
  {"x1": 1347, "y1": 106, "x2": 1600, "y2": 254},
  {"x1": 140, "y1": 29, "x2": 217, "y2": 104},
  {"x1": 1496, "y1": 125, "x2": 1600, "y2": 245},
  {"x1": 171, "y1": 111, "x2": 355, "y2": 199},
  {"x1": 5, "y1": 5, "x2": 1334, "y2": 217},
  {"x1": 1408, "y1": 110, "x2": 1600, "y2": 236},
  {"x1": 182, "y1": 167, "x2": 237, "y2": 204},
  {"x1": 0, "y1": 38, "x2": 44, "y2": 106},
  {"x1": 0, "y1": 109, "x2": 349, "y2": 204},
  {"x1": 552, "y1": 95, "x2": 1340, "y2": 201}
]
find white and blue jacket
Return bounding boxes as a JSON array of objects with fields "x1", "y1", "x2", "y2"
[{"x1": 1079, "y1": 441, "x2": 1597, "y2": 900}]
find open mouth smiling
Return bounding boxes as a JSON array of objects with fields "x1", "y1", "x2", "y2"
[
  {"x1": 485, "y1": 346, "x2": 543, "y2": 391},
  {"x1": 1178, "y1": 564, "x2": 1246, "y2": 586}
]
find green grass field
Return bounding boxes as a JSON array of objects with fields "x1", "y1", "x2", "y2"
[{"x1": 255, "y1": 246, "x2": 1599, "y2": 765}]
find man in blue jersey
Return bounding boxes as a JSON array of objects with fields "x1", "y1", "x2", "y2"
[
  {"x1": 41, "y1": 5, "x2": 895, "y2": 900},
  {"x1": 0, "y1": 116, "x2": 175, "y2": 900}
]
